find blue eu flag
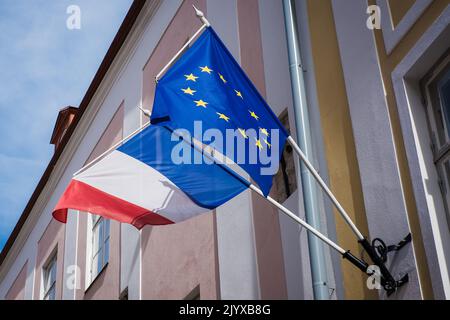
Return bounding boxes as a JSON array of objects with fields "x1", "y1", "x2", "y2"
[{"x1": 151, "y1": 27, "x2": 289, "y2": 196}]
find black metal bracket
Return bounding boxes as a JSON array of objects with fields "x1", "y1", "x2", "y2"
[
  {"x1": 359, "y1": 233, "x2": 412, "y2": 296},
  {"x1": 371, "y1": 233, "x2": 412, "y2": 264},
  {"x1": 342, "y1": 233, "x2": 412, "y2": 296}
]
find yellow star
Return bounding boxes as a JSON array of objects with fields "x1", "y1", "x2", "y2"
[
  {"x1": 238, "y1": 128, "x2": 248, "y2": 139},
  {"x1": 255, "y1": 139, "x2": 263, "y2": 150},
  {"x1": 194, "y1": 99, "x2": 208, "y2": 108},
  {"x1": 235, "y1": 90, "x2": 243, "y2": 99},
  {"x1": 181, "y1": 87, "x2": 196, "y2": 96},
  {"x1": 200, "y1": 66, "x2": 213, "y2": 74},
  {"x1": 185, "y1": 73, "x2": 198, "y2": 82},
  {"x1": 259, "y1": 127, "x2": 269, "y2": 136},
  {"x1": 216, "y1": 112, "x2": 230, "y2": 122},
  {"x1": 263, "y1": 138, "x2": 271, "y2": 149},
  {"x1": 249, "y1": 110, "x2": 259, "y2": 120},
  {"x1": 218, "y1": 73, "x2": 227, "y2": 84}
]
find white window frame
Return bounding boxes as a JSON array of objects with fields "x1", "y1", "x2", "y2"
[
  {"x1": 391, "y1": 7, "x2": 450, "y2": 298},
  {"x1": 41, "y1": 252, "x2": 57, "y2": 300},
  {"x1": 423, "y1": 55, "x2": 450, "y2": 228},
  {"x1": 85, "y1": 213, "x2": 110, "y2": 289}
]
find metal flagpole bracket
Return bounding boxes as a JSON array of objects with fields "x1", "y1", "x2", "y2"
[
  {"x1": 359, "y1": 233, "x2": 412, "y2": 296},
  {"x1": 287, "y1": 135, "x2": 412, "y2": 295}
]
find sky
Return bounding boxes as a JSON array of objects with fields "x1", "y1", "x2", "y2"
[{"x1": 0, "y1": 0, "x2": 133, "y2": 251}]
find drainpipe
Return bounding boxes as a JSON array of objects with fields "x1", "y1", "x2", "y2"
[{"x1": 282, "y1": 0, "x2": 329, "y2": 300}]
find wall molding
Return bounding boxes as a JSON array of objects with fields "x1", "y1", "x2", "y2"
[{"x1": 377, "y1": 0, "x2": 433, "y2": 54}]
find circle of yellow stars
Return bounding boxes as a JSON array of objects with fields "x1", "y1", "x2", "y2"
[{"x1": 181, "y1": 65, "x2": 272, "y2": 150}]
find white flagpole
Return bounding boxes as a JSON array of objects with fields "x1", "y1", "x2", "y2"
[
  {"x1": 168, "y1": 127, "x2": 346, "y2": 255},
  {"x1": 249, "y1": 184, "x2": 345, "y2": 254},
  {"x1": 155, "y1": 24, "x2": 208, "y2": 82},
  {"x1": 155, "y1": 5, "x2": 210, "y2": 82},
  {"x1": 170, "y1": 128, "x2": 370, "y2": 274},
  {"x1": 287, "y1": 136, "x2": 365, "y2": 240},
  {"x1": 169, "y1": 127, "x2": 371, "y2": 276}
]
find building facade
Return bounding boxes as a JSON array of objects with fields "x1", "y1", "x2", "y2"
[{"x1": 0, "y1": 0, "x2": 449, "y2": 300}]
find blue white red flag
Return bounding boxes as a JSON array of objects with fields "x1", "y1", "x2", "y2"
[{"x1": 53, "y1": 125, "x2": 249, "y2": 228}]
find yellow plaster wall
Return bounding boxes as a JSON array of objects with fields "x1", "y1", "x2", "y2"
[
  {"x1": 306, "y1": 0, "x2": 378, "y2": 300},
  {"x1": 306, "y1": 0, "x2": 447, "y2": 299}
]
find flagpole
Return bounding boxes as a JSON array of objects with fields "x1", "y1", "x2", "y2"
[
  {"x1": 169, "y1": 127, "x2": 370, "y2": 275},
  {"x1": 287, "y1": 136, "x2": 364, "y2": 240},
  {"x1": 249, "y1": 184, "x2": 344, "y2": 254},
  {"x1": 155, "y1": 6, "x2": 210, "y2": 82},
  {"x1": 155, "y1": 26, "x2": 208, "y2": 82}
]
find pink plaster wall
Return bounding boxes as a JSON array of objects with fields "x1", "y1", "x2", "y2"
[
  {"x1": 5, "y1": 261, "x2": 27, "y2": 300},
  {"x1": 140, "y1": 0, "x2": 219, "y2": 300},
  {"x1": 34, "y1": 219, "x2": 65, "y2": 300},
  {"x1": 237, "y1": 0, "x2": 288, "y2": 299},
  {"x1": 75, "y1": 103, "x2": 124, "y2": 300},
  {"x1": 141, "y1": 214, "x2": 219, "y2": 299}
]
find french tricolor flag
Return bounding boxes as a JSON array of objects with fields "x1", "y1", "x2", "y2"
[{"x1": 53, "y1": 125, "x2": 249, "y2": 228}]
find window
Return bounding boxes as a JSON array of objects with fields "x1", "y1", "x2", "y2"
[
  {"x1": 273, "y1": 109, "x2": 297, "y2": 203},
  {"x1": 42, "y1": 254, "x2": 57, "y2": 300},
  {"x1": 90, "y1": 214, "x2": 110, "y2": 281},
  {"x1": 422, "y1": 52, "x2": 450, "y2": 225}
]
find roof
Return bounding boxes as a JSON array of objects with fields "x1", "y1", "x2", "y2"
[{"x1": 0, "y1": 0, "x2": 147, "y2": 266}]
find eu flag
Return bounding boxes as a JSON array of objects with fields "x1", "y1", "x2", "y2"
[{"x1": 151, "y1": 27, "x2": 288, "y2": 196}]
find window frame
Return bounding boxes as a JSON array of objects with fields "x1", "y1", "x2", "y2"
[
  {"x1": 42, "y1": 252, "x2": 57, "y2": 300},
  {"x1": 422, "y1": 53, "x2": 450, "y2": 228},
  {"x1": 85, "y1": 213, "x2": 110, "y2": 289}
]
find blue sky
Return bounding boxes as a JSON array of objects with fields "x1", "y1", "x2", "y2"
[{"x1": 0, "y1": 1, "x2": 133, "y2": 251}]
